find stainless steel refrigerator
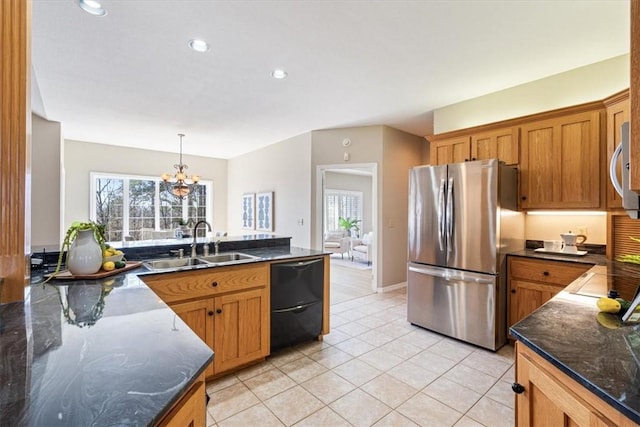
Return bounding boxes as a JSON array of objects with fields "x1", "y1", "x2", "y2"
[{"x1": 407, "y1": 159, "x2": 524, "y2": 350}]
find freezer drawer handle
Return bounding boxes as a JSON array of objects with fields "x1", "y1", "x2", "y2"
[{"x1": 409, "y1": 265, "x2": 494, "y2": 284}]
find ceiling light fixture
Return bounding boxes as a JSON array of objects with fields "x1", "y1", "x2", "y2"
[
  {"x1": 188, "y1": 39, "x2": 210, "y2": 53},
  {"x1": 271, "y1": 69, "x2": 288, "y2": 79},
  {"x1": 76, "y1": 0, "x2": 107, "y2": 16},
  {"x1": 161, "y1": 134, "x2": 201, "y2": 199}
]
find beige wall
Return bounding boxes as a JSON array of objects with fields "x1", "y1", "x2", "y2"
[
  {"x1": 324, "y1": 171, "x2": 373, "y2": 235},
  {"x1": 525, "y1": 213, "x2": 606, "y2": 245},
  {"x1": 63, "y1": 140, "x2": 228, "y2": 241},
  {"x1": 31, "y1": 114, "x2": 62, "y2": 251},
  {"x1": 434, "y1": 54, "x2": 630, "y2": 134},
  {"x1": 227, "y1": 132, "x2": 312, "y2": 247},
  {"x1": 381, "y1": 126, "x2": 424, "y2": 288},
  {"x1": 312, "y1": 125, "x2": 423, "y2": 290}
]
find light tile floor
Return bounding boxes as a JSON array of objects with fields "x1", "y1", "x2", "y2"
[{"x1": 206, "y1": 288, "x2": 515, "y2": 427}]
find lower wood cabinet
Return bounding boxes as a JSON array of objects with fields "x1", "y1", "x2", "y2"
[
  {"x1": 515, "y1": 342, "x2": 636, "y2": 427},
  {"x1": 508, "y1": 257, "x2": 591, "y2": 331},
  {"x1": 143, "y1": 263, "x2": 270, "y2": 378},
  {"x1": 156, "y1": 372, "x2": 206, "y2": 427}
]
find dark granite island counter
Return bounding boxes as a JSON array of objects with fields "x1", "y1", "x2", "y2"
[
  {"x1": 510, "y1": 264, "x2": 640, "y2": 425},
  {"x1": 0, "y1": 271, "x2": 214, "y2": 426}
]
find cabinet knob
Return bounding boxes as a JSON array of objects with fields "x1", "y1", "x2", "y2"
[
  {"x1": 543, "y1": 271, "x2": 549, "y2": 276},
  {"x1": 211, "y1": 281, "x2": 218, "y2": 287},
  {"x1": 521, "y1": 196, "x2": 527, "y2": 201},
  {"x1": 208, "y1": 310, "x2": 214, "y2": 316},
  {"x1": 471, "y1": 157, "x2": 476, "y2": 161},
  {"x1": 216, "y1": 308, "x2": 222, "y2": 314},
  {"x1": 511, "y1": 289, "x2": 516, "y2": 294},
  {"x1": 512, "y1": 383, "x2": 525, "y2": 394}
]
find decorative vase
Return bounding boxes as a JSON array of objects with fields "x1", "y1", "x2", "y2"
[{"x1": 67, "y1": 229, "x2": 103, "y2": 275}]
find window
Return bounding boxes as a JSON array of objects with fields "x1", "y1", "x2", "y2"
[
  {"x1": 324, "y1": 189, "x2": 363, "y2": 234},
  {"x1": 90, "y1": 172, "x2": 212, "y2": 242}
]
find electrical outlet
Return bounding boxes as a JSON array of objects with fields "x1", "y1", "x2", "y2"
[{"x1": 576, "y1": 226, "x2": 588, "y2": 236}]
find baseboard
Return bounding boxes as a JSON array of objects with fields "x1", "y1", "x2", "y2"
[{"x1": 376, "y1": 281, "x2": 407, "y2": 293}]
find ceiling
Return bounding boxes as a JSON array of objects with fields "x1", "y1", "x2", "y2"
[{"x1": 32, "y1": 0, "x2": 630, "y2": 160}]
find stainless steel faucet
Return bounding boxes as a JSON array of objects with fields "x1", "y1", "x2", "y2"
[
  {"x1": 191, "y1": 220, "x2": 212, "y2": 257},
  {"x1": 214, "y1": 239, "x2": 221, "y2": 255}
]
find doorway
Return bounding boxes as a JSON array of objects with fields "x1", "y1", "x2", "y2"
[{"x1": 317, "y1": 163, "x2": 377, "y2": 304}]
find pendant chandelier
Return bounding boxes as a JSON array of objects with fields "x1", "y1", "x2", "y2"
[{"x1": 161, "y1": 133, "x2": 200, "y2": 199}]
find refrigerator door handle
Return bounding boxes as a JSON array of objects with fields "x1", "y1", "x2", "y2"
[
  {"x1": 446, "y1": 176, "x2": 454, "y2": 253},
  {"x1": 438, "y1": 178, "x2": 446, "y2": 250}
]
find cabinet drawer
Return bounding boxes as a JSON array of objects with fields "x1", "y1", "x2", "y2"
[
  {"x1": 509, "y1": 258, "x2": 591, "y2": 286},
  {"x1": 142, "y1": 263, "x2": 269, "y2": 304}
]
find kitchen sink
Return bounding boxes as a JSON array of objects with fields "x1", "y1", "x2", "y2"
[
  {"x1": 197, "y1": 252, "x2": 259, "y2": 264},
  {"x1": 143, "y1": 252, "x2": 260, "y2": 271},
  {"x1": 143, "y1": 257, "x2": 209, "y2": 270}
]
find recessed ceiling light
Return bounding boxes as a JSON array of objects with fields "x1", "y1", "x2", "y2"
[
  {"x1": 77, "y1": 0, "x2": 107, "y2": 16},
  {"x1": 271, "y1": 69, "x2": 288, "y2": 79},
  {"x1": 188, "y1": 39, "x2": 210, "y2": 53}
]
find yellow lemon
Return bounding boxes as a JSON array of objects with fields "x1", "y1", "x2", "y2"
[
  {"x1": 102, "y1": 249, "x2": 111, "y2": 257},
  {"x1": 102, "y1": 261, "x2": 115, "y2": 271}
]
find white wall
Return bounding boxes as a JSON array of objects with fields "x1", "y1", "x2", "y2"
[
  {"x1": 63, "y1": 140, "x2": 228, "y2": 240},
  {"x1": 227, "y1": 132, "x2": 312, "y2": 247},
  {"x1": 31, "y1": 114, "x2": 62, "y2": 251},
  {"x1": 434, "y1": 54, "x2": 630, "y2": 134},
  {"x1": 525, "y1": 213, "x2": 607, "y2": 245}
]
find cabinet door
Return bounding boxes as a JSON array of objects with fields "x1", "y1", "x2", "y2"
[
  {"x1": 509, "y1": 279, "x2": 564, "y2": 329},
  {"x1": 430, "y1": 136, "x2": 471, "y2": 165},
  {"x1": 515, "y1": 343, "x2": 616, "y2": 427},
  {"x1": 520, "y1": 110, "x2": 602, "y2": 209},
  {"x1": 214, "y1": 287, "x2": 269, "y2": 373},
  {"x1": 171, "y1": 299, "x2": 215, "y2": 378},
  {"x1": 606, "y1": 94, "x2": 629, "y2": 209},
  {"x1": 471, "y1": 127, "x2": 519, "y2": 165},
  {"x1": 157, "y1": 374, "x2": 206, "y2": 427}
]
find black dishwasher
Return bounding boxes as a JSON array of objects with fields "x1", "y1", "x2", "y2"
[{"x1": 270, "y1": 258, "x2": 324, "y2": 351}]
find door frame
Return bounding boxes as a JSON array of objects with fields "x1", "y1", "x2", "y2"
[{"x1": 316, "y1": 163, "x2": 378, "y2": 292}]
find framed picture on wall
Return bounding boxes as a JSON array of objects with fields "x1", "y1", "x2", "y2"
[
  {"x1": 256, "y1": 191, "x2": 273, "y2": 232},
  {"x1": 241, "y1": 193, "x2": 255, "y2": 230}
]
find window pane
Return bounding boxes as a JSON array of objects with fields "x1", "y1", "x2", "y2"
[
  {"x1": 159, "y1": 182, "x2": 183, "y2": 231},
  {"x1": 95, "y1": 178, "x2": 124, "y2": 241},
  {"x1": 129, "y1": 179, "x2": 156, "y2": 239},
  {"x1": 324, "y1": 190, "x2": 362, "y2": 234},
  {"x1": 189, "y1": 185, "x2": 208, "y2": 237}
]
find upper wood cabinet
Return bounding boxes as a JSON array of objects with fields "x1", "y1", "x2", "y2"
[
  {"x1": 519, "y1": 109, "x2": 603, "y2": 209},
  {"x1": 430, "y1": 136, "x2": 471, "y2": 165},
  {"x1": 471, "y1": 127, "x2": 519, "y2": 165},
  {"x1": 629, "y1": 0, "x2": 640, "y2": 191},
  {"x1": 604, "y1": 90, "x2": 630, "y2": 210},
  {"x1": 429, "y1": 127, "x2": 519, "y2": 166}
]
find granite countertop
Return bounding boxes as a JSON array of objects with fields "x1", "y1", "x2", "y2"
[
  {"x1": 510, "y1": 258, "x2": 640, "y2": 424},
  {"x1": 3, "y1": 245, "x2": 328, "y2": 425}
]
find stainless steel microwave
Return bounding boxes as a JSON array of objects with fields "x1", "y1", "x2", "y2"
[{"x1": 610, "y1": 121, "x2": 640, "y2": 219}]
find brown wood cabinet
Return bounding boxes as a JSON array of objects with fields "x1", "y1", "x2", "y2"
[
  {"x1": 470, "y1": 126, "x2": 519, "y2": 165},
  {"x1": 142, "y1": 263, "x2": 270, "y2": 378},
  {"x1": 429, "y1": 127, "x2": 519, "y2": 166},
  {"x1": 604, "y1": 90, "x2": 630, "y2": 210},
  {"x1": 629, "y1": 0, "x2": 640, "y2": 191},
  {"x1": 508, "y1": 257, "x2": 591, "y2": 331},
  {"x1": 519, "y1": 109, "x2": 603, "y2": 209},
  {"x1": 515, "y1": 342, "x2": 637, "y2": 427},
  {"x1": 430, "y1": 136, "x2": 471, "y2": 165},
  {"x1": 157, "y1": 374, "x2": 207, "y2": 427},
  {"x1": 156, "y1": 372, "x2": 206, "y2": 427}
]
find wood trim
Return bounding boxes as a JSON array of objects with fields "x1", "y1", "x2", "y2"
[
  {"x1": 0, "y1": 0, "x2": 31, "y2": 303},
  {"x1": 630, "y1": 0, "x2": 640, "y2": 191},
  {"x1": 426, "y1": 100, "x2": 606, "y2": 142},
  {"x1": 603, "y1": 89, "x2": 630, "y2": 107}
]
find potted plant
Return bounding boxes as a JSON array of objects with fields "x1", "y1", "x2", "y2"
[
  {"x1": 338, "y1": 217, "x2": 361, "y2": 237},
  {"x1": 44, "y1": 221, "x2": 107, "y2": 282}
]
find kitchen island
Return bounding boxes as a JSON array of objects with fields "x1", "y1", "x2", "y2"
[
  {"x1": 510, "y1": 262, "x2": 640, "y2": 425},
  {"x1": 2, "y1": 239, "x2": 328, "y2": 425}
]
